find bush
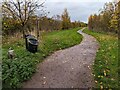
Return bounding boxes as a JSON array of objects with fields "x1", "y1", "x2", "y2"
[{"x1": 2, "y1": 57, "x2": 36, "y2": 88}]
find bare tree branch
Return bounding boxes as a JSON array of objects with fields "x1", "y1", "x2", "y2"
[{"x1": 2, "y1": 0, "x2": 45, "y2": 37}]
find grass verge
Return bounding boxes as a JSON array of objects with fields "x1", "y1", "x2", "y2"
[
  {"x1": 83, "y1": 28, "x2": 118, "y2": 88},
  {"x1": 2, "y1": 27, "x2": 83, "y2": 88}
]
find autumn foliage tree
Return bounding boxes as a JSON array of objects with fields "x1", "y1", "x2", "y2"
[
  {"x1": 88, "y1": 1, "x2": 119, "y2": 33},
  {"x1": 118, "y1": 1, "x2": 120, "y2": 36},
  {"x1": 61, "y1": 8, "x2": 71, "y2": 29}
]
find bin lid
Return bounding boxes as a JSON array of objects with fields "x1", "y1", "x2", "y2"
[{"x1": 28, "y1": 38, "x2": 38, "y2": 45}]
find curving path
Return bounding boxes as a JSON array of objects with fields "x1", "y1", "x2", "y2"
[{"x1": 23, "y1": 28, "x2": 99, "y2": 88}]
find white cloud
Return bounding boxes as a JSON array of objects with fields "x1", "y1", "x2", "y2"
[
  {"x1": 46, "y1": 0, "x2": 113, "y2": 2},
  {"x1": 39, "y1": 0, "x2": 114, "y2": 23}
]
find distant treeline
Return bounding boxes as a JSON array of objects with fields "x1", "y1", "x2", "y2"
[
  {"x1": 3, "y1": 8, "x2": 87, "y2": 36},
  {"x1": 88, "y1": 1, "x2": 120, "y2": 33}
]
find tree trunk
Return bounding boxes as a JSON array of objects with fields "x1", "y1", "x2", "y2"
[{"x1": 22, "y1": 22, "x2": 25, "y2": 38}]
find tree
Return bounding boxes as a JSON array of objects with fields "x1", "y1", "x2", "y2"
[
  {"x1": 2, "y1": 0, "x2": 45, "y2": 37},
  {"x1": 118, "y1": 1, "x2": 120, "y2": 35},
  {"x1": 50, "y1": 15, "x2": 62, "y2": 30},
  {"x1": 110, "y1": 5, "x2": 119, "y2": 33},
  {"x1": 88, "y1": 15, "x2": 93, "y2": 30},
  {"x1": 61, "y1": 8, "x2": 71, "y2": 29},
  {"x1": 88, "y1": 1, "x2": 119, "y2": 33}
]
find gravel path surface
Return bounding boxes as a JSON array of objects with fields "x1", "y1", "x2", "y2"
[{"x1": 23, "y1": 28, "x2": 99, "y2": 88}]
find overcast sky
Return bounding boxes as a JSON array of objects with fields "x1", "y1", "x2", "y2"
[{"x1": 40, "y1": 0, "x2": 113, "y2": 23}]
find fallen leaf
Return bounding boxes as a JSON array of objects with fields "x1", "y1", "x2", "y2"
[
  {"x1": 95, "y1": 80, "x2": 98, "y2": 83},
  {"x1": 100, "y1": 85, "x2": 103, "y2": 89},
  {"x1": 43, "y1": 81, "x2": 46, "y2": 85},
  {"x1": 43, "y1": 77, "x2": 46, "y2": 79}
]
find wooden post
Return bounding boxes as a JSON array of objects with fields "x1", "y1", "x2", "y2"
[
  {"x1": 36, "y1": 17, "x2": 39, "y2": 39},
  {"x1": 37, "y1": 19, "x2": 39, "y2": 39}
]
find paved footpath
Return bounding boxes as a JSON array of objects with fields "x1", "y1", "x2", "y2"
[{"x1": 23, "y1": 28, "x2": 99, "y2": 88}]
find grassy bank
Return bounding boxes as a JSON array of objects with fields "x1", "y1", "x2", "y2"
[
  {"x1": 2, "y1": 27, "x2": 83, "y2": 88},
  {"x1": 83, "y1": 28, "x2": 118, "y2": 88}
]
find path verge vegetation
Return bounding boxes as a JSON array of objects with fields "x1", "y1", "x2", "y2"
[
  {"x1": 83, "y1": 28, "x2": 118, "y2": 88},
  {"x1": 2, "y1": 27, "x2": 83, "y2": 88}
]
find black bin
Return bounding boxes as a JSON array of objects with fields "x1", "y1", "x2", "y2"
[{"x1": 25, "y1": 35, "x2": 38, "y2": 53}]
